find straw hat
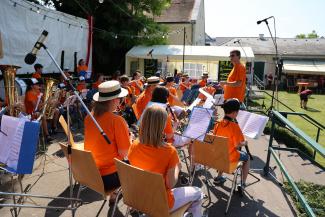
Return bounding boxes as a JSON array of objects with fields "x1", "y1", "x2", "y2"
[
  {"x1": 93, "y1": 80, "x2": 128, "y2": 102},
  {"x1": 145, "y1": 76, "x2": 160, "y2": 86}
]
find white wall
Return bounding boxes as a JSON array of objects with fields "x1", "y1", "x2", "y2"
[
  {"x1": 192, "y1": 0, "x2": 205, "y2": 45},
  {"x1": 0, "y1": 0, "x2": 89, "y2": 74}
]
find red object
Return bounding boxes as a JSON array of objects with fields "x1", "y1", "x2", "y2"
[{"x1": 86, "y1": 16, "x2": 93, "y2": 69}]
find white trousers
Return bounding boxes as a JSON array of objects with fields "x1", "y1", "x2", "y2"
[{"x1": 170, "y1": 186, "x2": 203, "y2": 217}]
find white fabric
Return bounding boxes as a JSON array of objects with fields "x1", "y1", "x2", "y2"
[
  {"x1": 126, "y1": 45, "x2": 254, "y2": 62},
  {"x1": 170, "y1": 186, "x2": 203, "y2": 217},
  {"x1": 283, "y1": 60, "x2": 325, "y2": 75},
  {"x1": 0, "y1": 0, "x2": 90, "y2": 74}
]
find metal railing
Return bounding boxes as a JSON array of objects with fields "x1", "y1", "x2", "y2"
[
  {"x1": 251, "y1": 90, "x2": 324, "y2": 153},
  {"x1": 253, "y1": 74, "x2": 265, "y2": 90},
  {"x1": 264, "y1": 110, "x2": 325, "y2": 217}
]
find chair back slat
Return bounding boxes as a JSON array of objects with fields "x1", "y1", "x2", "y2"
[
  {"x1": 193, "y1": 134, "x2": 237, "y2": 173},
  {"x1": 60, "y1": 143, "x2": 106, "y2": 198},
  {"x1": 114, "y1": 159, "x2": 170, "y2": 217}
]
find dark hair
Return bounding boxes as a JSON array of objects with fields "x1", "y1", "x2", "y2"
[
  {"x1": 230, "y1": 50, "x2": 241, "y2": 58},
  {"x1": 174, "y1": 69, "x2": 178, "y2": 77},
  {"x1": 222, "y1": 98, "x2": 240, "y2": 114},
  {"x1": 112, "y1": 70, "x2": 121, "y2": 80},
  {"x1": 132, "y1": 71, "x2": 140, "y2": 80},
  {"x1": 78, "y1": 59, "x2": 84, "y2": 65},
  {"x1": 151, "y1": 86, "x2": 169, "y2": 104},
  {"x1": 166, "y1": 76, "x2": 174, "y2": 83},
  {"x1": 120, "y1": 75, "x2": 129, "y2": 83},
  {"x1": 34, "y1": 63, "x2": 43, "y2": 71}
]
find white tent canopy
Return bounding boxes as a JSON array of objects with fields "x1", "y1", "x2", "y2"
[
  {"x1": 126, "y1": 45, "x2": 255, "y2": 62},
  {"x1": 283, "y1": 60, "x2": 325, "y2": 75},
  {"x1": 0, "y1": 0, "x2": 90, "y2": 74}
]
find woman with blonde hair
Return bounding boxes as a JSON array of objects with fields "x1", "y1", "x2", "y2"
[
  {"x1": 84, "y1": 80, "x2": 131, "y2": 202},
  {"x1": 128, "y1": 105, "x2": 202, "y2": 217}
]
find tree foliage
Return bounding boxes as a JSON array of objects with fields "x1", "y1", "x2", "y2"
[
  {"x1": 296, "y1": 30, "x2": 319, "y2": 39},
  {"x1": 31, "y1": 0, "x2": 171, "y2": 74}
]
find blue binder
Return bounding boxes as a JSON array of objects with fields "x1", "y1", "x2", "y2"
[{"x1": 3, "y1": 121, "x2": 40, "y2": 174}]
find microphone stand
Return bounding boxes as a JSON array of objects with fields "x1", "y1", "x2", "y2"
[
  {"x1": 261, "y1": 18, "x2": 281, "y2": 113},
  {"x1": 38, "y1": 42, "x2": 111, "y2": 145}
]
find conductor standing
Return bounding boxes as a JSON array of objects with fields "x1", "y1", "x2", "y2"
[{"x1": 220, "y1": 50, "x2": 246, "y2": 104}]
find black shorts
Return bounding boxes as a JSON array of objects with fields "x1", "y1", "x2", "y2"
[
  {"x1": 300, "y1": 94, "x2": 308, "y2": 101},
  {"x1": 102, "y1": 172, "x2": 120, "y2": 191}
]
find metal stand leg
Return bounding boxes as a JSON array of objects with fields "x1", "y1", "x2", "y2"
[
  {"x1": 225, "y1": 168, "x2": 240, "y2": 214},
  {"x1": 96, "y1": 200, "x2": 107, "y2": 217},
  {"x1": 202, "y1": 166, "x2": 212, "y2": 208},
  {"x1": 125, "y1": 206, "x2": 130, "y2": 216},
  {"x1": 111, "y1": 188, "x2": 122, "y2": 217}
]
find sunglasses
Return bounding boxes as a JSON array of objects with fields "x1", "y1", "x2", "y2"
[{"x1": 229, "y1": 54, "x2": 236, "y2": 58}]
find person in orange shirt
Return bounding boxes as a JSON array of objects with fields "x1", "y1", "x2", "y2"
[
  {"x1": 92, "y1": 74, "x2": 104, "y2": 89},
  {"x1": 77, "y1": 59, "x2": 88, "y2": 77},
  {"x1": 198, "y1": 85, "x2": 216, "y2": 101},
  {"x1": 198, "y1": 72, "x2": 209, "y2": 88},
  {"x1": 128, "y1": 105, "x2": 202, "y2": 216},
  {"x1": 212, "y1": 98, "x2": 250, "y2": 186},
  {"x1": 165, "y1": 76, "x2": 179, "y2": 106},
  {"x1": 84, "y1": 80, "x2": 131, "y2": 196},
  {"x1": 220, "y1": 50, "x2": 246, "y2": 103},
  {"x1": 24, "y1": 78, "x2": 52, "y2": 142},
  {"x1": 179, "y1": 74, "x2": 191, "y2": 93},
  {"x1": 130, "y1": 70, "x2": 144, "y2": 96},
  {"x1": 134, "y1": 76, "x2": 159, "y2": 119},
  {"x1": 119, "y1": 75, "x2": 137, "y2": 125},
  {"x1": 32, "y1": 63, "x2": 43, "y2": 79},
  {"x1": 76, "y1": 76, "x2": 87, "y2": 92}
]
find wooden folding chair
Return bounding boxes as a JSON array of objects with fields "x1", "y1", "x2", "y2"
[
  {"x1": 114, "y1": 159, "x2": 191, "y2": 217},
  {"x1": 59, "y1": 143, "x2": 119, "y2": 217},
  {"x1": 190, "y1": 134, "x2": 243, "y2": 214},
  {"x1": 59, "y1": 115, "x2": 84, "y2": 150}
]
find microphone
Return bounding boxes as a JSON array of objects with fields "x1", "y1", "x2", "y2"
[
  {"x1": 257, "y1": 16, "x2": 273, "y2": 24},
  {"x1": 233, "y1": 39, "x2": 241, "y2": 44},
  {"x1": 24, "y1": 30, "x2": 48, "y2": 65}
]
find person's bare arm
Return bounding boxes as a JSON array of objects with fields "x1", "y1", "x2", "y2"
[{"x1": 166, "y1": 163, "x2": 181, "y2": 189}]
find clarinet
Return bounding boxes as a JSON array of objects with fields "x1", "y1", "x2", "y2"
[{"x1": 166, "y1": 103, "x2": 177, "y2": 121}]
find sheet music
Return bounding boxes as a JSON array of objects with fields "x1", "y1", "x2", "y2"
[
  {"x1": 183, "y1": 107, "x2": 213, "y2": 141},
  {"x1": 173, "y1": 134, "x2": 191, "y2": 147},
  {"x1": 237, "y1": 110, "x2": 269, "y2": 139},
  {"x1": 187, "y1": 98, "x2": 201, "y2": 111},
  {"x1": 203, "y1": 97, "x2": 214, "y2": 109},
  {"x1": 7, "y1": 118, "x2": 27, "y2": 170},
  {"x1": 0, "y1": 116, "x2": 18, "y2": 163},
  {"x1": 236, "y1": 110, "x2": 251, "y2": 130}
]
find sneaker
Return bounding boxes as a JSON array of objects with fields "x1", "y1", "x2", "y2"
[
  {"x1": 237, "y1": 183, "x2": 246, "y2": 197},
  {"x1": 213, "y1": 176, "x2": 227, "y2": 185}
]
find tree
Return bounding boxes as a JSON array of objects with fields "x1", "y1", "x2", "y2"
[
  {"x1": 296, "y1": 30, "x2": 319, "y2": 39},
  {"x1": 30, "y1": 0, "x2": 171, "y2": 74}
]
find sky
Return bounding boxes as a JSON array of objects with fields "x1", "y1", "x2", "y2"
[{"x1": 205, "y1": 0, "x2": 325, "y2": 38}]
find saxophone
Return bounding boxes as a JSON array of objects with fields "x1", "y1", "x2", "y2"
[{"x1": 0, "y1": 65, "x2": 21, "y2": 116}]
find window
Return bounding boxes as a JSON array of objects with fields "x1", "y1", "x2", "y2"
[{"x1": 184, "y1": 63, "x2": 203, "y2": 78}]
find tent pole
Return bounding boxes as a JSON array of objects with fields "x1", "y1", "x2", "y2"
[{"x1": 182, "y1": 27, "x2": 186, "y2": 73}]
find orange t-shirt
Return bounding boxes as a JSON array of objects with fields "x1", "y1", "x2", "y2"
[
  {"x1": 84, "y1": 112, "x2": 131, "y2": 176},
  {"x1": 24, "y1": 90, "x2": 40, "y2": 114},
  {"x1": 124, "y1": 86, "x2": 135, "y2": 107},
  {"x1": 165, "y1": 115, "x2": 174, "y2": 143},
  {"x1": 77, "y1": 83, "x2": 86, "y2": 92},
  {"x1": 213, "y1": 119, "x2": 244, "y2": 162},
  {"x1": 179, "y1": 82, "x2": 190, "y2": 93},
  {"x1": 32, "y1": 72, "x2": 41, "y2": 79},
  {"x1": 198, "y1": 86, "x2": 216, "y2": 100},
  {"x1": 135, "y1": 89, "x2": 152, "y2": 118},
  {"x1": 167, "y1": 87, "x2": 177, "y2": 106},
  {"x1": 77, "y1": 65, "x2": 88, "y2": 73},
  {"x1": 198, "y1": 80, "x2": 207, "y2": 88},
  {"x1": 128, "y1": 140, "x2": 180, "y2": 208},
  {"x1": 130, "y1": 80, "x2": 143, "y2": 96},
  {"x1": 223, "y1": 63, "x2": 246, "y2": 102}
]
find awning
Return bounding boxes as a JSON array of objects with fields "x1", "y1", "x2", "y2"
[
  {"x1": 126, "y1": 45, "x2": 254, "y2": 62},
  {"x1": 283, "y1": 60, "x2": 325, "y2": 75}
]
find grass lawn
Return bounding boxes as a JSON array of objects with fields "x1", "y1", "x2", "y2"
[{"x1": 250, "y1": 90, "x2": 325, "y2": 164}]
